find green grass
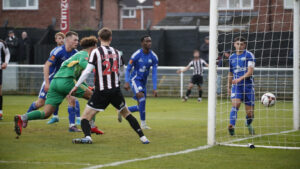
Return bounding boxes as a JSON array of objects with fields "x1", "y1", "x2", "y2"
[{"x1": 0, "y1": 96, "x2": 299, "y2": 169}]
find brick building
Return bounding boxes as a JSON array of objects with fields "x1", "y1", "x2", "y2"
[
  {"x1": 0, "y1": 0, "x2": 294, "y2": 31},
  {"x1": 153, "y1": 0, "x2": 294, "y2": 32}
]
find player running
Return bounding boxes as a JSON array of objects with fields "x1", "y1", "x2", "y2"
[
  {"x1": 227, "y1": 36, "x2": 255, "y2": 136},
  {"x1": 177, "y1": 49, "x2": 208, "y2": 102},
  {"x1": 26, "y1": 32, "x2": 81, "y2": 131},
  {"x1": 0, "y1": 39, "x2": 10, "y2": 120},
  {"x1": 14, "y1": 36, "x2": 104, "y2": 137},
  {"x1": 124, "y1": 35, "x2": 158, "y2": 130},
  {"x1": 70, "y1": 28, "x2": 150, "y2": 144}
]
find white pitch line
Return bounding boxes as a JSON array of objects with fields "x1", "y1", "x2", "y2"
[
  {"x1": 219, "y1": 143, "x2": 300, "y2": 150},
  {"x1": 82, "y1": 145, "x2": 212, "y2": 169},
  {"x1": 0, "y1": 160, "x2": 91, "y2": 166}
]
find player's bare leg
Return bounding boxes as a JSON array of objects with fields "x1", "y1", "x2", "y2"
[
  {"x1": 183, "y1": 83, "x2": 194, "y2": 102},
  {"x1": 197, "y1": 85, "x2": 202, "y2": 102},
  {"x1": 245, "y1": 105, "x2": 255, "y2": 135},
  {"x1": 228, "y1": 98, "x2": 241, "y2": 136}
]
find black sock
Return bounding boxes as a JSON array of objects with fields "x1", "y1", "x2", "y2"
[
  {"x1": 81, "y1": 119, "x2": 91, "y2": 137},
  {"x1": 199, "y1": 90, "x2": 202, "y2": 98},
  {"x1": 0, "y1": 95, "x2": 2, "y2": 111},
  {"x1": 126, "y1": 114, "x2": 144, "y2": 137},
  {"x1": 186, "y1": 89, "x2": 191, "y2": 97}
]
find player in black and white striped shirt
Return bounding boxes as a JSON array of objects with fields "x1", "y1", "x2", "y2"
[
  {"x1": 177, "y1": 49, "x2": 208, "y2": 102},
  {"x1": 0, "y1": 39, "x2": 10, "y2": 120},
  {"x1": 68, "y1": 27, "x2": 150, "y2": 144}
]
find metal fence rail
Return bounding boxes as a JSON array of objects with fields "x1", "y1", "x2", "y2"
[{"x1": 3, "y1": 65, "x2": 294, "y2": 99}]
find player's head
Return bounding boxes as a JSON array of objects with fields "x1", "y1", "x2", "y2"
[
  {"x1": 65, "y1": 31, "x2": 79, "y2": 49},
  {"x1": 204, "y1": 36, "x2": 209, "y2": 44},
  {"x1": 55, "y1": 32, "x2": 65, "y2": 46},
  {"x1": 234, "y1": 36, "x2": 247, "y2": 52},
  {"x1": 141, "y1": 35, "x2": 151, "y2": 50},
  {"x1": 98, "y1": 27, "x2": 112, "y2": 43},
  {"x1": 193, "y1": 49, "x2": 200, "y2": 59},
  {"x1": 80, "y1": 36, "x2": 98, "y2": 53}
]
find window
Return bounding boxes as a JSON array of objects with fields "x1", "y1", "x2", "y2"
[
  {"x1": 90, "y1": 0, "x2": 96, "y2": 9},
  {"x1": 218, "y1": 0, "x2": 253, "y2": 10},
  {"x1": 122, "y1": 9, "x2": 136, "y2": 18},
  {"x1": 3, "y1": 0, "x2": 38, "y2": 10},
  {"x1": 284, "y1": 0, "x2": 293, "y2": 9}
]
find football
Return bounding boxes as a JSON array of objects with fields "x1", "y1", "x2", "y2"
[{"x1": 261, "y1": 93, "x2": 276, "y2": 107}]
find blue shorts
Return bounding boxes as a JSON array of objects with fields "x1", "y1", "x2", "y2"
[
  {"x1": 38, "y1": 76, "x2": 54, "y2": 99},
  {"x1": 231, "y1": 84, "x2": 255, "y2": 106},
  {"x1": 130, "y1": 78, "x2": 147, "y2": 100}
]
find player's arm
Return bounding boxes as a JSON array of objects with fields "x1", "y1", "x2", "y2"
[
  {"x1": 1, "y1": 42, "x2": 10, "y2": 69},
  {"x1": 227, "y1": 71, "x2": 233, "y2": 95},
  {"x1": 152, "y1": 63, "x2": 158, "y2": 97},
  {"x1": 68, "y1": 63, "x2": 95, "y2": 96},
  {"x1": 43, "y1": 61, "x2": 53, "y2": 92},
  {"x1": 176, "y1": 62, "x2": 191, "y2": 74},
  {"x1": 124, "y1": 57, "x2": 134, "y2": 90}
]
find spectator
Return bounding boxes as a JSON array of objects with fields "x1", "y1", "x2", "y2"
[
  {"x1": 19, "y1": 31, "x2": 32, "y2": 64},
  {"x1": 5, "y1": 30, "x2": 19, "y2": 62},
  {"x1": 217, "y1": 50, "x2": 231, "y2": 95},
  {"x1": 200, "y1": 36, "x2": 209, "y2": 63}
]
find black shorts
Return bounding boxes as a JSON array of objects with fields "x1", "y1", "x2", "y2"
[
  {"x1": 87, "y1": 87, "x2": 126, "y2": 112},
  {"x1": 191, "y1": 75, "x2": 203, "y2": 86},
  {"x1": 0, "y1": 69, "x2": 2, "y2": 85}
]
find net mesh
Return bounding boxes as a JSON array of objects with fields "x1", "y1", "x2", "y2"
[{"x1": 215, "y1": 0, "x2": 300, "y2": 148}]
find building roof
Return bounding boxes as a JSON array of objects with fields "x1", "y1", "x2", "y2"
[
  {"x1": 156, "y1": 12, "x2": 258, "y2": 27},
  {"x1": 120, "y1": 0, "x2": 153, "y2": 7}
]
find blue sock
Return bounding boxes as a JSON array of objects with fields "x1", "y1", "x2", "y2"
[
  {"x1": 128, "y1": 105, "x2": 139, "y2": 112},
  {"x1": 75, "y1": 99, "x2": 80, "y2": 117},
  {"x1": 68, "y1": 106, "x2": 76, "y2": 125},
  {"x1": 229, "y1": 107, "x2": 238, "y2": 126},
  {"x1": 246, "y1": 114, "x2": 254, "y2": 125},
  {"x1": 138, "y1": 97, "x2": 146, "y2": 121},
  {"x1": 27, "y1": 102, "x2": 37, "y2": 113},
  {"x1": 53, "y1": 107, "x2": 59, "y2": 116}
]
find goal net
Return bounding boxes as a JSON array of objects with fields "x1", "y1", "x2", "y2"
[{"x1": 209, "y1": 0, "x2": 300, "y2": 149}]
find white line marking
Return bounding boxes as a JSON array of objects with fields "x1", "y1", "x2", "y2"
[
  {"x1": 219, "y1": 143, "x2": 300, "y2": 150},
  {"x1": 0, "y1": 160, "x2": 91, "y2": 166},
  {"x1": 82, "y1": 145, "x2": 212, "y2": 169}
]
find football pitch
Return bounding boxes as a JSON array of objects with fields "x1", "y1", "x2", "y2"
[{"x1": 0, "y1": 95, "x2": 299, "y2": 169}]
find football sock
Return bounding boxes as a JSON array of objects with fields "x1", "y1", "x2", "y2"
[
  {"x1": 68, "y1": 106, "x2": 76, "y2": 126},
  {"x1": 186, "y1": 89, "x2": 191, "y2": 97},
  {"x1": 27, "y1": 102, "x2": 37, "y2": 113},
  {"x1": 90, "y1": 116, "x2": 96, "y2": 128},
  {"x1": 128, "y1": 105, "x2": 139, "y2": 112},
  {"x1": 75, "y1": 99, "x2": 80, "y2": 117},
  {"x1": 138, "y1": 97, "x2": 146, "y2": 121},
  {"x1": 199, "y1": 90, "x2": 203, "y2": 98},
  {"x1": 246, "y1": 114, "x2": 254, "y2": 125},
  {"x1": 126, "y1": 114, "x2": 144, "y2": 137},
  {"x1": 0, "y1": 95, "x2": 2, "y2": 111},
  {"x1": 23, "y1": 110, "x2": 45, "y2": 121},
  {"x1": 229, "y1": 107, "x2": 239, "y2": 126},
  {"x1": 81, "y1": 119, "x2": 91, "y2": 137},
  {"x1": 53, "y1": 107, "x2": 59, "y2": 116}
]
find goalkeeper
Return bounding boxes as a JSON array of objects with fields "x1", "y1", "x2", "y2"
[
  {"x1": 14, "y1": 36, "x2": 103, "y2": 137},
  {"x1": 227, "y1": 36, "x2": 255, "y2": 136}
]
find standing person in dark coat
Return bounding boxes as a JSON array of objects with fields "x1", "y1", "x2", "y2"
[
  {"x1": 200, "y1": 36, "x2": 209, "y2": 63},
  {"x1": 5, "y1": 30, "x2": 19, "y2": 62},
  {"x1": 19, "y1": 31, "x2": 32, "y2": 64}
]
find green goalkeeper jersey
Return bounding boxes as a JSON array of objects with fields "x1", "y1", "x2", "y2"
[{"x1": 54, "y1": 50, "x2": 89, "y2": 79}]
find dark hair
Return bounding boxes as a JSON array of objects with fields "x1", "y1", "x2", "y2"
[
  {"x1": 141, "y1": 35, "x2": 151, "y2": 42},
  {"x1": 66, "y1": 31, "x2": 78, "y2": 38},
  {"x1": 98, "y1": 27, "x2": 112, "y2": 41},
  {"x1": 193, "y1": 49, "x2": 200, "y2": 53},
  {"x1": 80, "y1": 36, "x2": 98, "y2": 49},
  {"x1": 234, "y1": 36, "x2": 247, "y2": 43}
]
